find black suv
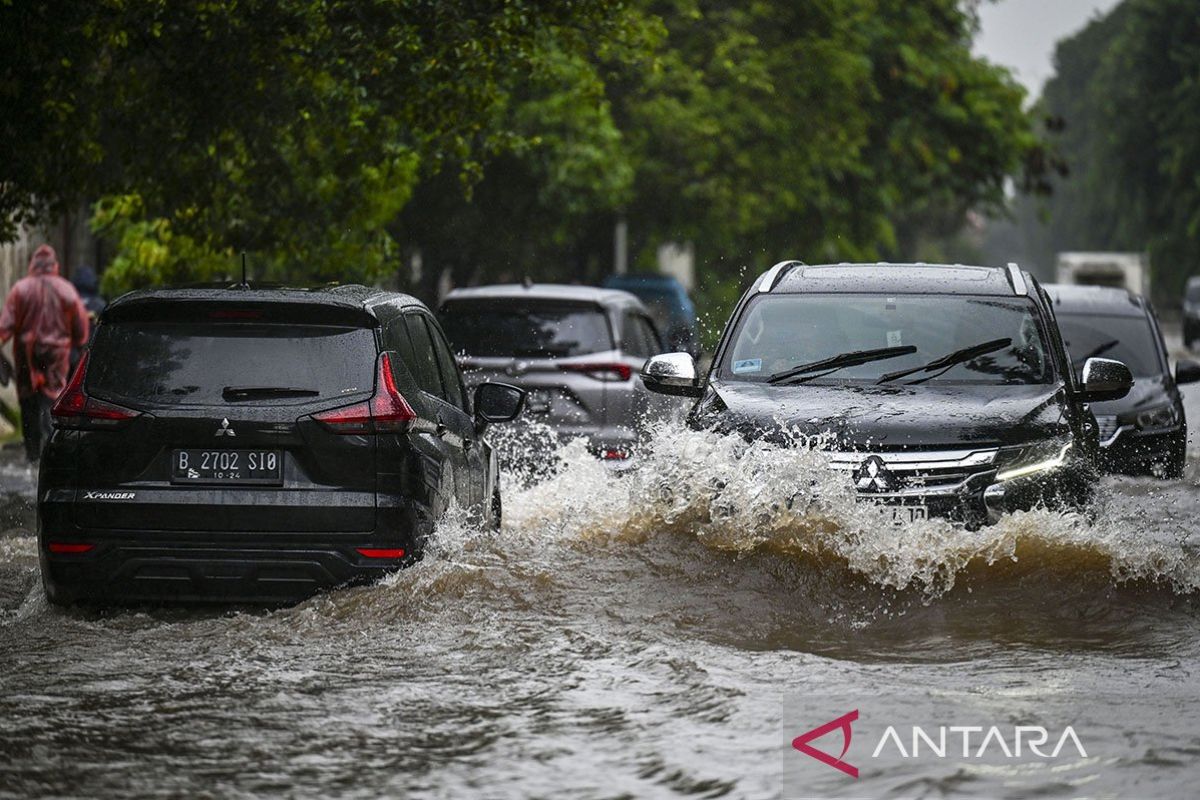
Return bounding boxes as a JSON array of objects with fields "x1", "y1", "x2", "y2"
[
  {"x1": 641, "y1": 262, "x2": 1134, "y2": 526},
  {"x1": 39, "y1": 285, "x2": 524, "y2": 605},
  {"x1": 1047, "y1": 283, "x2": 1200, "y2": 477}
]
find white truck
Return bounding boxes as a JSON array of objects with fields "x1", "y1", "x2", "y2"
[{"x1": 1055, "y1": 252, "x2": 1148, "y2": 296}]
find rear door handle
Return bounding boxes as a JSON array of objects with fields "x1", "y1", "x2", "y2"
[{"x1": 435, "y1": 422, "x2": 448, "y2": 438}]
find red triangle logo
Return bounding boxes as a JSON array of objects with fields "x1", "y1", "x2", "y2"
[{"x1": 791, "y1": 709, "x2": 859, "y2": 778}]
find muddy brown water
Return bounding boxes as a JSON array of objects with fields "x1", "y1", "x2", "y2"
[{"x1": 2, "y1": 381, "x2": 1200, "y2": 799}]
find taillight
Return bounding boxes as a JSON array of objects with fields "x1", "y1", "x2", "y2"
[
  {"x1": 314, "y1": 353, "x2": 416, "y2": 434},
  {"x1": 557, "y1": 362, "x2": 633, "y2": 382},
  {"x1": 51, "y1": 352, "x2": 140, "y2": 430},
  {"x1": 600, "y1": 448, "x2": 629, "y2": 460}
]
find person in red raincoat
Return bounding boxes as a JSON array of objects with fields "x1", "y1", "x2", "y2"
[{"x1": 0, "y1": 245, "x2": 90, "y2": 462}]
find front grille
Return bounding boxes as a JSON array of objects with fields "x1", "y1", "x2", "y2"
[{"x1": 827, "y1": 448, "x2": 998, "y2": 497}]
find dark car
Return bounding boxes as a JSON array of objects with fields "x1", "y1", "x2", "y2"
[
  {"x1": 640, "y1": 262, "x2": 1134, "y2": 527},
  {"x1": 1184, "y1": 276, "x2": 1200, "y2": 349},
  {"x1": 1047, "y1": 284, "x2": 1200, "y2": 478},
  {"x1": 440, "y1": 284, "x2": 680, "y2": 464},
  {"x1": 601, "y1": 273, "x2": 699, "y2": 356},
  {"x1": 39, "y1": 285, "x2": 524, "y2": 605}
]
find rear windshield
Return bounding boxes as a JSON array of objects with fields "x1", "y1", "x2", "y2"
[
  {"x1": 1056, "y1": 313, "x2": 1163, "y2": 378},
  {"x1": 87, "y1": 323, "x2": 377, "y2": 406},
  {"x1": 440, "y1": 302, "x2": 612, "y2": 358}
]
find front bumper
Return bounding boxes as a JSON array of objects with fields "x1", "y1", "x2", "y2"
[
  {"x1": 826, "y1": 446, "x2": 1090, "y2": 527},
  {"x1": 1097, "y1": 425, "x2": 1184, "y2": 474}
]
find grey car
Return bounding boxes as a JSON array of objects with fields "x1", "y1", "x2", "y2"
[{"x1": 439, "y1": 284, "x2": 677, "y2": 462}]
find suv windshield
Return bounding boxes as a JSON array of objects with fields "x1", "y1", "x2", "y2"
[
  {"x1": 719, "y1": 294, "x2": 1054, "y2": 385},
  {"x1": 441, "y1": 302, "x2": 612, "y2": 358},
  {"x1": 1056, "y1": 313, "x2": 1163, "y2": 378},
  {"x1": 87, "y1": 323, "x2": 377, "y2": 406}
]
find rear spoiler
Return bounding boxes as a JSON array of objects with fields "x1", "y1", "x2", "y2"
[{"x1": 103, "y1": 297, "x2": 378, "y2": 328}]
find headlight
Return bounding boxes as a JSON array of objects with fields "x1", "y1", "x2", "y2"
[
  {"x1": 996, "y1": 440, "x2": 1073, "y2": 482},
  {"x1": 1134, "y1": 404, "x2": 1178, "y2": 430}
]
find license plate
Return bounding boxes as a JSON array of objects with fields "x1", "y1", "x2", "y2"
[
  {"x1": 171, "y1": 449, "x2": 282, "y2": 485},
  {"x1": 887, "y1": 505, "x2": 928, "y2": 525}
]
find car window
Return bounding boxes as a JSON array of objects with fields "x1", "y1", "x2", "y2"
[
  {"x1": 440, "y1": 301, "x2": 613, "y2": 358},
  {"x1": 638, "y1": 315, "x2": 663, "y2": 354},
  {"x1": 424, "y1": 316, "x2": 466, "y2": 409},
  {"x1": 87, "y1": 323, "x2": 377, "y2": 406},
  {"x1": 719, "y1": 294, "x2": 1054, "y2": 385},
  {"x1": 403, "y1": 314, "x2": 445, "y2": 398},
  {"x1": 1057, "y1": 313, "x2": 1164, "y2": 378},
  {"x1": 621, "y1": 311, "x2": 650, "y2": 358}
]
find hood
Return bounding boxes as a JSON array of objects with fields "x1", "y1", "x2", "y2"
[
  {"x1": 695, "y1": 380, "x2": 1071, "y2": 449},
  {"x1": 27, "y1": 244, "x2": 59, "y2": 276},
  {"x1": 1088, "y1": 374, "x2": 1171, "y2": 418}
]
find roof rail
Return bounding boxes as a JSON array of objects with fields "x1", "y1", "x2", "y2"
[
  {"x1": 1005, "y1": 262, "x2": 1028, "y2": 296},
  {"x1": 757, "y1": 260, "x2": 804, "y2": 293}
]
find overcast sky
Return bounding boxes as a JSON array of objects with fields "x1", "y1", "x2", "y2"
[{"x1": 974, "y1": 0, "x2": 1122, "y2": 97}]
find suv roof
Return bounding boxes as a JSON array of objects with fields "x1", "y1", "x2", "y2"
[
  {"x1": 1043, "y1": 283, "x2": 1145, "y2": 317},
  {"x1": 443, "y1": 283, "x2": 645, "y2": 309},
  {"x1": 758, "y1": 261, "x2": 1030, "y2": 297},
  {"x1": 102, "y1": 283, "x2": 426, "y2": 325}
]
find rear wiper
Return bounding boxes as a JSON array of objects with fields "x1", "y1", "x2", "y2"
[
  {"x1": 222, "y1": 386, "x2": 320, "y2": 401},
  {"x1": 766, "y1": 346, "x2": 917, "y2": 385},
  {"x1": 876, "y1": 338, "x2": 1012, "y2": 384}
]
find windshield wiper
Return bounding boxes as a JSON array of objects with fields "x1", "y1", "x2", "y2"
[
  {"x1": 876, "y1": 338, "x2": 1012, "y2": 385},
  {"x1": 766, "y1": 345, "x2": 917, "y2": 385},
  {"x1": 222, "y1": 386, "x2": 320, "y2": 401},
  {"x1": 1072, "y1": 338, "x2": 1119, "y2": 366}
]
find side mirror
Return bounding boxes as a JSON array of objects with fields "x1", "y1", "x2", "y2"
[
  {"x1": 474, "y1": 382, "x2": 525, "y2": 426},
  {"x1": 1081, "y1": 357, "x2": 1133, "y2": 401},
  {"x1": 1176, "y1": 359, "x2": 1200, "y2": 385},
  {"x1": 641, "y1": 352, "x2": 702, "y2": 398}
]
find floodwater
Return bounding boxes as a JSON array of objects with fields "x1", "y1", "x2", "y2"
[{"x1": 2, "y1": 361, "x2": 1200, "y2": 798}]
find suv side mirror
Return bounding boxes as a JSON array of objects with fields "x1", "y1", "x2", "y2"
[
  {"x1": 1081, "y1": 357, "x2": 1133, "y2": 401},
  {"x1": 474, "y1": 382, "x2": 525, "y2": 426},
  {"x1": 1176, "y1": 359, "x2": 1200, "y2": 385},
  {"x1": 641, "y1": 352, "x2": 702, "y2": 397}
]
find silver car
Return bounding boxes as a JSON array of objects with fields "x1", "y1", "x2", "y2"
[{"x1": 439, "y1": 284, "x2": 679, "y2": 461}]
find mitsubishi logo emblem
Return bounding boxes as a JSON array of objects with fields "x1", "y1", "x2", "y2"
[
  {"x1": 853, "y1": 455, "x2": 894, "y2": 492},
  {"x1": 215, "y1": 418, "x2": 236, "y2": 437}
]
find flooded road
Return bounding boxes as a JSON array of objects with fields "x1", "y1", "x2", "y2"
[{"x1": 3, "y1": 364, "x2": 1200, "y2": 798}]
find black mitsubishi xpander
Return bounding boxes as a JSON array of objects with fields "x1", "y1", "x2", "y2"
[
  {"x1": 641, "y1": 262, "x2": 1135, "y2": 526},
  {"x1": 39, "y1": 285, "x2": 524, "y2": 605}
]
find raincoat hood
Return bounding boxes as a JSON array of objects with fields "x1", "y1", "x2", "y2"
[{"x1": 28, "y1": 244, "x2": 60, "y2": 276}]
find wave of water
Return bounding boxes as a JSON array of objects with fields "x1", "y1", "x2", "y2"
[{"x1": 490, "y1": 424, "x2": 1200, "y2": 601}]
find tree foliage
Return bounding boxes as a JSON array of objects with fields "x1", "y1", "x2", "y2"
[
  {"x1": 1, "y1": 0, "x2": 1039, "y2": 306},
  {"x1": 1018, "y1": 0, "x2": 1200, "y2": 297}
]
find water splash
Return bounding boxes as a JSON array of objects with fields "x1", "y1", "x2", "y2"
[{"x1": 497, "y1": 423, "x2": 1200, "y2": 599}]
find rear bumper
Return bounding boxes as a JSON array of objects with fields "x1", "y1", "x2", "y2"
[
  {"x1": 38, "y1": 498, "x2": 428, "y2": 605},
  {"x1": 39, "y1": 536, "x2": 416, "y2": 604}
]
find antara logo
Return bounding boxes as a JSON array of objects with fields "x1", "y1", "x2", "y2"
[
  {"x1": 792, "y1": 711, "x2": 1088, "y2": 778},
  {"x1": 792, "y1": 710, "x2": 859, "y2": 778}
]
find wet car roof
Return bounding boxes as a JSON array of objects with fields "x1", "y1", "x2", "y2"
[
  {"x1": 103, "y1": 283, "x2": 425, "y2": 320},
  {"x1": 769, "y1": 263, "x2": 1021, "y2": 296},
  {"x1": 443, "y1": 283, "x2": 644, "y2": 308},
  {"x1": 1043, "y1": 284, "x2": 1145, "y2": 317}
]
